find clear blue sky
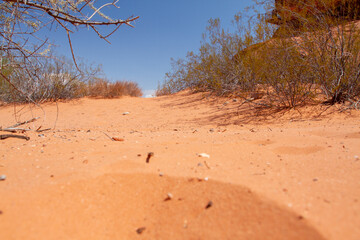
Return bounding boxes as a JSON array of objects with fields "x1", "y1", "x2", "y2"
[{"x1": 46, "y1": 0, "x2": 256, "y2": 94}]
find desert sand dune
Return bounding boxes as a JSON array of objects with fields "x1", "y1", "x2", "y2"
[{"x1": 0, "y1": 91, "x2": 359, "y2": 240}]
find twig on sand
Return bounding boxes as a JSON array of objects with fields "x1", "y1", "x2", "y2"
[
  {"x1": 6, "y1": 117, "x2": 39, "y2": 129},
  {"x1": 1, "y1": 117, "x2": 40, "y2": 133},
  {"x1": 146, "y1": 152, "x2": 154, "y2": 163},
  {"x1": 204, "y1": 160, "x2": 211, "y2": 169},
  {"x1": 103, "y1": 132, "x2": 115, "y2": 141},
  {"x1": 0, "y1": 127, "x2": 16, "y2": 133},
  {"x1": 0, "y1": 134, "x2": 30, "y2": 141},
  {"x1": 36, "y1": 128, "x2": 52, "y2": 133},
  {"x1": 1, "y1": 128, "x2": 31, "y2": 132}
]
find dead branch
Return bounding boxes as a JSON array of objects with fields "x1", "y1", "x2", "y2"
[
  {"x1": 0, "y1": 134, "x2": 30, "y2": 141},
  {"x1": 0, "y1": 127, "x2": 16, "y2": 133},
  {"x1": 103, "y1": 132, "x2": 115, "y2": 141},
  {"x1": 1, "y1": 128, "x2": 31, "y2": 132},
  {"x1": 4, "y1": 0, "x2": 139, "y2": 26},
  {"x1": 6, "y1": 117, "x2": 40, "y2": 129},
  {"x1": 36, "y1": 128, "x2": 51, "y2": 133}
]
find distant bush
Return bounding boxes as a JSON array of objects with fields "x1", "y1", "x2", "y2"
[
  {"x1": 88, "y1": 78, "x2": 143, "y2": 98},
  {"x1": 0, "y1": 56, "x2": 143, "y2": 104},
  {"x1": 0, "y1": 56, "x2": 99, "y2": 103}
]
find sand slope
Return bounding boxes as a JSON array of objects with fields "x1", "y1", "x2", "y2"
[{"x1": 0, "y1": 91, "x2": 359, "y2": 239}]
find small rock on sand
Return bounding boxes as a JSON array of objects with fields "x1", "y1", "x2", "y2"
[
  {"x1": 164, "y1": 193, "x2": 173, "y2": 201},
  {"x1": 136, "y1": 227, "x2": 146, "y2": 234},
  {"x1": 205, "y1": 200, "x2": 213, "y2": 209},
  {"x1": 0, "y1": 175, "x2": 6, "y2": 181},
  {"x1": 197, "y1": 153, "x2": 210, "y2": 158}
]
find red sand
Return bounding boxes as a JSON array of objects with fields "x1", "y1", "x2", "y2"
[{"x1": 0, "y1": 91, "x2": 359, "y2": 239}]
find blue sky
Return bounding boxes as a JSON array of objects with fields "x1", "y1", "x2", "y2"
[{"x1": 45, "y1": 0, "x2": 256, "y2": 95}]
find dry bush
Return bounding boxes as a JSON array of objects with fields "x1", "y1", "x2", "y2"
[
  {"x1": 107, "y1": 81, "x2": 143, "y2": 98},
  {"x1": 88, "y1": 78, "x2": 108, "y2": 97},
  {"x1": 88, "y1": 78, "x2": 143, "y2": 98},
  {"x1": 253, "y1": 40, "x2": 317, "y2": 108},
  {"x1": 158, "y1": 0, "x2": 360, "y2": 109},
  {"x1": 0, "y1": 56, "x2": 99, "y2": 103},
  {"x1": 302, "y1": 22, "x2": 360, "y2": 105},
  {"x1": 157, "y1": 14, "x2": 275, "y2": 97},
  {"x1": 270, "y1": 0, "x2": 360, "y2": 106}
]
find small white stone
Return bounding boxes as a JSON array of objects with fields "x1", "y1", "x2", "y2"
[
  {"x1": 167, "y1": 193, "x2": 173, "y2": 199},
  {"x1": 197, "y1": 153, "x2": 210, "y2": 158},
  {"x1": 204, "y1": 177, "x2": 209, "y2": 181},
  {"x1": 122, "y1": 112, "x2": 130, "y2": 115}
]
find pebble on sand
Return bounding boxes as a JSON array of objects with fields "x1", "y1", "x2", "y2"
[
  {"x1": 197, "y1": 153, "x2": 210, "y2": 158},
  {"x1": 164, "y1": 192, "x2": 173, "y2": 201},
  {"x1": 205, "y1": 200, "x2": 213, "y2": 209},
  {"x1": 136, "y1": 227, "x2": 146, "y2": 234},
  {"x1": 0, "y1": 175, "x2": 6, "y2": 181}
]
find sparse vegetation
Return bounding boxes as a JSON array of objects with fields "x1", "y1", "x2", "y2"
[
  {"x1": 0, "y1": 55, "x2": 142, "y2": 104},
  {"x1": 157, "y1": 0, "x2": 360, "y2": 109},
  {"x1": 0, "y1": 0, "x2": 139, "y2": 104}
]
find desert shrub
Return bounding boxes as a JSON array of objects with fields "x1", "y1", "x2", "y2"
[
  {"x1": 254, "y1": 40, "x2": 317, "y2": 107},
  {"x1": 303, "y1": 22, "x2": 360, "y2": 104},
  {"x1": 0, "y1": 58, "x2": 14, "y2": 101},
  {"x1": 158, "y1": 0, "x2": 360, "y2": 109},
  {"x1": 269, "y1": 0, "x2": 360, "y2": 105},
  {"x1": 88, "y1": 78, "x2": 143, "y2": 98},
  {"x1": 88, "y1": 78, "x2": 109, "y2": 97},
  {"x1": 108, "y1": 81, "x2": 143, "y2": 97},
  {"x1": 157, "y1": 14, "x2": 275, "y2": 96},
  {"x1": 0, "y1": 55, "x2": 101, "y2": 103}
]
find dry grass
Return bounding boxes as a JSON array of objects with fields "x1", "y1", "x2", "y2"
[{"x1": 88, "y1": 78, "x2": 143, "y2": 98}]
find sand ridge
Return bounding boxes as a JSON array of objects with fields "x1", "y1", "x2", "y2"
[{"x1": 0, "y1": 91, "x2": 360, "y2": 239}]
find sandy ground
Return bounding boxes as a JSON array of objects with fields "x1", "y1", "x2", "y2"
[{"x1": 0, "y1": 91, "x2": 359, "y2": 240}]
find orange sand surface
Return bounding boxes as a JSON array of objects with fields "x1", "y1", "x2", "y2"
[{"x1": 0, "y1": 91, "x2": 359, "y2": 240}]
